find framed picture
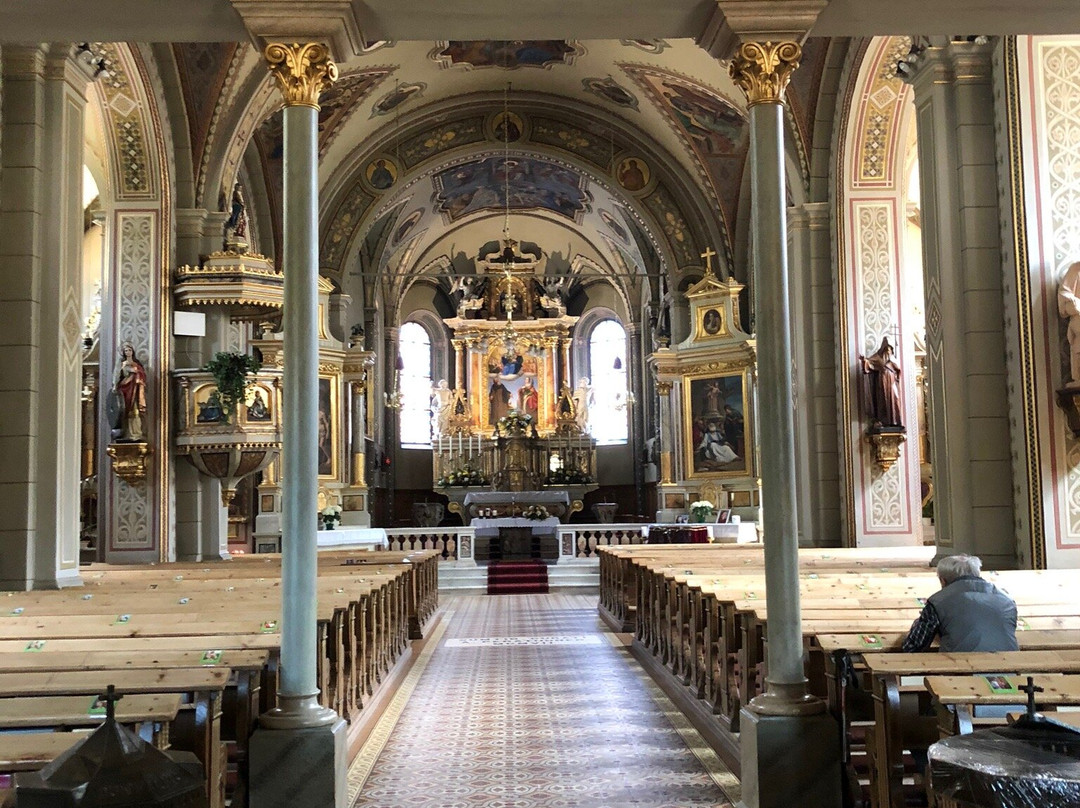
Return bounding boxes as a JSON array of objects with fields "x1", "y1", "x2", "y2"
[
  {"x1": 683, "y1": 370, "x2": 751, "y2": 478},
  {"x1": 695, "y1": 306, "x2": 726, "y2": 339},
  {"x1": 716, "y1": 508, "x2": 733, "y2": 524},
  {"x1": 318, "y1": 375, "x2": 340, "y2": 479}
]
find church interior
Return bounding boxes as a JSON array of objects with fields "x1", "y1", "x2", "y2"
[{"x1": 4, "y1": 1, "x2": 1080, "y2": 807}]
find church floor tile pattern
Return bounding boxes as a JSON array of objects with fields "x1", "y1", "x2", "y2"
[{"x1": 348, "y1": 594, "x2": 738, "y2": 808}]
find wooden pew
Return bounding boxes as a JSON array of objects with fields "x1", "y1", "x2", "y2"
[{"x1": 865, "y1": 652, "x2": 1080, "y2": 808}]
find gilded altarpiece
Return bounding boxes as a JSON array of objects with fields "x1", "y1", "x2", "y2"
[{"x1": 649, "y1": 266, "x2": 757, "y2": 521}]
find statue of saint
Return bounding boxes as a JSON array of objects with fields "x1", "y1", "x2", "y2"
[
  {"x1": 431, "y1": 379, "x2": 452, "y2": 434},
  {"x1": 1058, "y1": 261, "x2": 1080, "y2": 387},
  {"x1": 223, "y1": 182, "x2": 249, "y2": 252},
  {"x1": 115, "y1": 343, "x2": 147, "y2": 441},
  {"x1": 572, "y1": 377, "x2": 593, "y2": 433},
  {"x1": 859, "y1": 337, "x2": 904, "y2": 429}
]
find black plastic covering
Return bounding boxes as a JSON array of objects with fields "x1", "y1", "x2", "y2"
[{"x1": 929, "y1": 714, "x2": 1080, "y2": 808}]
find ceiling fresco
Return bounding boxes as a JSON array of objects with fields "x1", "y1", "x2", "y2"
[
  {"x1": 431, "y1": 40, "x2": 582, "y2": 70},
  {"x1": 171, "y1": 37, "x2": 836, "y2": 300},
  {"x1": 432, "y1": 154, "x2": 591, "y2": 223}
]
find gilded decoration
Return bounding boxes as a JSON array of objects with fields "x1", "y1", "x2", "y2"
[
  {"x1": 642, "y1": 185, "x2": 699, "y2": 268},
  {"x1": 321, "y1": 181, "x2": 375, "y2": 269},
  {"x1": 264, "y1": 42, "x2": 339, "y2": 109},
  {"x1": 107, "y1": 442, "x2": 151, "y2": 486},
  {"x1": 728, "y1": 41, "x2": 802, "y2": 107},
  {"x1": 530, "y1": 118, "x2": 611, "y2": 167}
]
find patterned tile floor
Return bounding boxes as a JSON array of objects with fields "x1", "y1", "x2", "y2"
[{"x1": 348, "y1": 594, "x2": 738, "y2": 808}]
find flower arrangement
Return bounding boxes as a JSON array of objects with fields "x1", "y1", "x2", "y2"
[
  {"x1": 496, "y1": 410, "x2": 533, "y2": 436},
  {"x1": 689, "y1": 500, "x2": 716, "y2": 523},
  {"x1": 319, "y1": 505, "x2": 342, "y2": 530},
  {"x1": 546, "y1": 467, "x2": 593, "y2": 485},
  {"x1": 436, "y1": 464, "x2": 489, "y2": 487},
  {"x1": 522, "y1": 504, "x2": 550, "y2": 521}
]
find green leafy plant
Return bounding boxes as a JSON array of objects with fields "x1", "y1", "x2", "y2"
[{"x1": 203, "y1": 351, "x2": 261, "y2": 423}]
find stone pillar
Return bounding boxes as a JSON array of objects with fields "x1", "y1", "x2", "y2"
[
  {"x1": 561, "y1": 337, "x2": 572, "y2": 388},
  {"x1": 656, "y1": 379, "x2": 675, "y2": 485},
  {"x1": 350, "y1": 381, "x2": 367, "y2": 488},
  {"x1": 788, "y1": 202, "x2": 841, "y2": 546},
  {"x1": 261, "y1": 39, "x2": 338, "y2": 725},
  {"x1": 727, "y1": 37, "x2": 840, "y2": 808},
  {"x1": 625, "y1": 324, "x2": 646, "y2": 514},
  {"x1": 904, "y1": 40, "x2": 1014, "y2": 568},
  {"x1": 250, "y1": 42, "x2": 346, "y2": 808},
  {"x1": 0, "y1": 44, "x2": 98, "y2": 589}
]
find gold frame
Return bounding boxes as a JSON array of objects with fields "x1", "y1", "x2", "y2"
[
  {"x1": 694, "y1": 305, "x2": 729, "y2": 340},
  {"x1": 318, "y1": 373, "x2": 341, "y2": 480},
  {"x1": 682, "y1": 369, "x2": 752, "y2": 480}
]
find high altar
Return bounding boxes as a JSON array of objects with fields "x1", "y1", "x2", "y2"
[{"x1": 433, "y1": 238, "x2": 597, "y2": 521}]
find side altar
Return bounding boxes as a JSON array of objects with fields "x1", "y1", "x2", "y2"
[{"x1": 432, "y1": 238, "x2": 597, "y2": 521}]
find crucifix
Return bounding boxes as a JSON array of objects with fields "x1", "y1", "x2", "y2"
[{"x1": 700, "y1": 246, "x2": 717, "y2": 276}]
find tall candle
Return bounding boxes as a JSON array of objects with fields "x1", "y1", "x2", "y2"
[{"x1": 458, "y1": 432, "x2": 462, "y2": 457}]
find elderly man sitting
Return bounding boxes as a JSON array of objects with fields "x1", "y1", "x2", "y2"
[{"x1": 902, "y1": 554, "x2": 1019, "y2": 653}]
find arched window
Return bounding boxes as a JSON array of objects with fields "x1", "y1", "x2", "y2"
[
  {"x1": 588, "y1": 319, "x2": 629, "y2": 445},
  {"x1": 399, "y1": 321, "x2": 433, "y2": 448}
]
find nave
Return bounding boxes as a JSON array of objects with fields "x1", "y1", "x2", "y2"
[{"x1": 347, "y1": 594, "x2": 738, "y2": 808}]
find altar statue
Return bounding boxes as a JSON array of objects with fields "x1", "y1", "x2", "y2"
[
  {"x1": 859, "y1": 337, "x2": 904, "y2": 429},
  {"x1": 223, "y1": 182, "x2": 249, "y2": 252},
  {"x1": 573, "y1": 377, "x2": 593, "y2": 433},
  {"x1": 1059, "y1": 261, "x2": 1080, "y2": 387},
  {"x1": 431, "y1": 379, "x2": 453, "y2": 434}
]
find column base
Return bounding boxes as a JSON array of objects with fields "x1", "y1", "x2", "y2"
[
  {"x1": 736, "y1": 707, "x2": 841, "y2": 808},
  {"x1": 249, "y1": 716, "x2": 348, "y2": 808}
]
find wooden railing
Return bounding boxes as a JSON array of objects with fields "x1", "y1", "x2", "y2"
[
  {"x1": 385, "y1": 528, "x2": 476, "y2": 562},
  {"x1": 557, "y1": 524, "x2": 647, "y2": 558}
]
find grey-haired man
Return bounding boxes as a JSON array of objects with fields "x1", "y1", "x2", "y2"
[{"x1": 901, "y1": 554, "x2": 1019, "y2": 653}]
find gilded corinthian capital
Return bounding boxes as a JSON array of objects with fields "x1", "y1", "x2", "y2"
[
  {"x1": 729, "y1": 41, "x2": 801, "y2": 107},
  {"x1": 264, "y1": 42, "x2": 339, "y2": 108}
]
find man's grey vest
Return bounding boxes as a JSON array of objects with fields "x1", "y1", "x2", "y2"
[{"x1": 927, "y1": 575, "x2": 1019, "y2": 653}]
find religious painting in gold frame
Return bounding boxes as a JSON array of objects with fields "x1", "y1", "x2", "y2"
[
  {"x1": 317, "y1": 375, "x2": 340, "y2": 480},
  {"x1": 682, "y1": 370, "x2": 751, "y2": 479},
  {"x1": 694, "y1": 305, "x2": 728, "y2": 340}
]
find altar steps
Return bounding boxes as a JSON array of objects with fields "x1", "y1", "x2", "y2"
[
  {"x1": 439, "y1": 558, "x2": 599, "y2": 595},
  {"x1": 486, "y1": 560, "x2": 549, "y2": 595}
]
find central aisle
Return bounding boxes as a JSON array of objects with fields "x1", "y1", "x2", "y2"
[{"x1": 348, "y1": 594, "x2": 738, "y2": 808}]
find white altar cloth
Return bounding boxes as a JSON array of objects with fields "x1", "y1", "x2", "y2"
[{"x1": 316, "y1": 527, "x2": 388, "y2": 550}]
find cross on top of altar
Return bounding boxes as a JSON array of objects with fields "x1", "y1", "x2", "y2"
[{"x1": 677, "y1": 245, "x2": 750, "y2": 346}]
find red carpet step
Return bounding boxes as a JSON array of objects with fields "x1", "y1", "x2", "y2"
[{"x1": 486, "y1": 560, "x2": 549, "y2": 595}]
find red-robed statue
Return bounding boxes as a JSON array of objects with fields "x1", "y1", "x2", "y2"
[{"x1": 115, "y1": 343, "x2": 148, "y2": 441}]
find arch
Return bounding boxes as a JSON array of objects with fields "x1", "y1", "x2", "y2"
[
  {"x1": 398, "y1": 320, "x2": 435, "y2": 448},
  {"x1": 585, "y1": 317, "x2": 630, "y2": 445},
  {"x1": 835, "y1": 36, "x2": 924, "y2": 547}
]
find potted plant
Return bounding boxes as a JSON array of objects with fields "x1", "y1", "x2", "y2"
[
  {"x1": 202, "y1": 351, "x2": 261, "y2": 423},
  {"x1": 689, "y1": 500, "x2": 716, "y2": 523}
]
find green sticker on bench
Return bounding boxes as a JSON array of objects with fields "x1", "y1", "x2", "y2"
[
  {"x1": 10, "y1": 607, "x2": 23, "y2": 616},
  {"x1": 201, "y1": 650, "x2": 223, "y2": 665},
  {"x1": 24, "y1": 640, "x2": 45, "y2": 652},
  {"x1": 114, "y1": 614, "x2": 131, "y2": 625},
  {"x1": 860, "y1": 634, "x2": 883, "y2": 649},
  {"x1": 984, "y1": 675, "x2": 1018, "y2": 695},
  {"x1": 745, "y1": 591, "x2": 758, "y2": 599},
  {"x1": 87, "y1": 696, "x2": 107, "y2": 716},
  {"x1": 1018, "y1": 618, "x2": 1030, "y2": 630},
  {"x1": 261, "y1": 620, "x2": 278, "y2": 633}
]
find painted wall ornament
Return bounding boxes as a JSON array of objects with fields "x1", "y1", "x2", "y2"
[
  {"x1": 371, "y1": 81, "x2": 425, "y2": 117},
  {"x1": 365, "y1": 157, "x2": 398, "y2": 190},
  {"x1": 615, "y1": 156, "x2": 649, "y2": 192},
  {"x1": 582, "y1": 76, "x2": 639, "y2": 110}
]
